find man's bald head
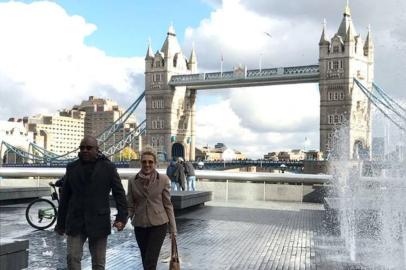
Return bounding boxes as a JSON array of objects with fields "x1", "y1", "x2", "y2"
[
  {"x1": 81, "y1": 136, "x2": 98, "y2": 148},
  {"x1": 79, "y1": 136, "x2": 99, "y2": 162}
]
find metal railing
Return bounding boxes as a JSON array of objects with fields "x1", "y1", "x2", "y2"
[{"x1": 0, "y1": 167, "x2": 332, "y2": 184}]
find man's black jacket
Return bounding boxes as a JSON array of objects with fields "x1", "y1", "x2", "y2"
[{"x1": 55, "y1": 157, "x2": 128, "y2": 238}]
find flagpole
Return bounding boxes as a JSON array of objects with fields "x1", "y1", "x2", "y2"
[
  {"x1": 259, "y1": 53, "x2": 262, "y2": 72},
  {"x1": 220, "y1": 52, "x2": 223, "y2": 77}
]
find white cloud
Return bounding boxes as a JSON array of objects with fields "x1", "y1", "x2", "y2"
[
  {"x1": 186, "y1": 0, "x2": 321, "y2": 156},
  {"x1": 0, "y1": 1, "x2": 144, "y2": 120},
  {"x1": 184, "y1": 0, "x2": 319, "y2": 70},
  {"x1": 2, "y1": 0, "x2": 401, "y2": 159},
  {"x1": 195, "y1": 94, "x2": 319, "y2": 158}
]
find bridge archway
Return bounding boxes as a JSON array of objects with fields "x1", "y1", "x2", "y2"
[
  {"x1": 171, "y1": 143, "x2": 185, "y2": 160},
  {"x1": 3, "y1": 148, "x2": 25, "y2": 164},
  {"x1": 353, "y1": 140, "x2": 369, "y2": 160}
]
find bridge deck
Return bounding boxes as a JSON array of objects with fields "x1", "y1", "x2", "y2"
[
  {"x1": 169, "y1": 65, "x2": 320, "y2": 90},
  {"x1": 0, "y1": 200, "x2": 365, "y2": 270}
]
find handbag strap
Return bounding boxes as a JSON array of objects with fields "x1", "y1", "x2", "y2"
[{"x1": 171, "y1": 236, "x2": 179, "y2": 258}]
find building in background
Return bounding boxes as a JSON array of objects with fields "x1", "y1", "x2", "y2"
[
  {"x1": 0, "y1": 118, "x2": 34, "y2": 163},
  {"x1": 73, "y1": 96, "x2": 141, "y2": 158},
  {"x1": 263, "y1": 150, "x2": 323, "y2": 161},
  {"x1": 372, "y1": 137, "x2": 385, "y2": 161},
  {"x1": 26, "y1": 109, "x2": 85, "y2": 156},
  {"x1": 195, "y1": 143, "x2": 246, "y2": 161}
]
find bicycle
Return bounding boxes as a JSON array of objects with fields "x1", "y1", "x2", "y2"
[{"x1": 25, "y1": 182, "x2": 59, "y2": 230}]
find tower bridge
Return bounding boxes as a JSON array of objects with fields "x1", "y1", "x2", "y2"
[
  {"x1": 145, "y1": 3, "x2": 375, "y2": 161},
  {"x1": 2, "y1": 3, "x2": 405, "y2": 165}
]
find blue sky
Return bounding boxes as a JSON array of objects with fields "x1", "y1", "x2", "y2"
[
  {"x1": 35, "y1": 0, "x2": 213, "y2": 57},
  {"x1": 0, "y1": 0, "x2": 404, "y2": 158}
]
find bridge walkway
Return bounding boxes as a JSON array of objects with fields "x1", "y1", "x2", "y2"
[{"x1": 0, "y1": 200, "x2": 360, "y2": 270}]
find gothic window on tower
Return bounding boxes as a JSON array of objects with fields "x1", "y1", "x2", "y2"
[
  {"x1": 340, "y1": 60, "x2": 343, "y2": 69},
  {"x1": 328, "y1": 92, "x2": 333, "y2": 101},
  {"x1": 155, "y1": 61, "x2": 162, "y2": 68},
  {"x1": 334, "y1": 115, "x2": 339, "y2": 123},
  {"x1": 159, "y1": 137, "x2": 164, "y2": 146},
  {"x1": 328, "y1": 115, "x2": 334, "y2": 124},
  {"x1": 333, "y1": 46, "x2": 339, "y2": 53},
  {"x1": 151, "y1": 137, "x2": 156, "y2": 147},
  {"x1": 333, "y1": 61, "x2": 339, "y2": 70},
  {"x1": 152, "y1": 99, "x2": 164, "y2": 109},
  {"x1": 152, "y1": 74, "x2": 162, "y2": 82},
  {"x1": 340, "y1": 92, "x2": 345, "y2": 100},
  {"x1": 334, "y1": 92, "x2": 338, "y2": 100}
]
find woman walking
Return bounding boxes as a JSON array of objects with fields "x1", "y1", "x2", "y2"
[{"x1": 127, "y1": 149, "x2": 177, "y2": 270}]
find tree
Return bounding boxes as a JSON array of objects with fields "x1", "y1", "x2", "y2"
[{"x1": 115, "y1": 146, "x2": 138, "y2": 161}]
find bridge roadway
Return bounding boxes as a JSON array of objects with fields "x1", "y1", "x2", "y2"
[
  {"x1": 169, "y1": 65, "x2": 320, "y2": 90},
  {"x1": 0, "y1": 199, "x2": 363, "y2": 270}
]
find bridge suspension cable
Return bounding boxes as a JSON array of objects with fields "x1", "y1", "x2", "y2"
[
  {"x1": 103, "y1": 119, "x2": 146, "y2": 157},
  {"x1": 96, "y1": 91, "x2": 145, "y2": 145},
  {"x1": 372, "y1": 82, "x2": 406, "y2": 114},
  {"x1": 354, "y1": 78, "x2": 406, "y2": 132},
  {"x1": 1, "y1": 91, "x2": 146, "y2": 164}
]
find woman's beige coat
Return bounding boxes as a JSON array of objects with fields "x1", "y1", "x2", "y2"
[{"x1": 127, "y1": 172, "x2": 177, "y2": 233}]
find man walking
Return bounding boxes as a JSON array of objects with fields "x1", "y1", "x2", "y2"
[
  {"x1": 55, "y1": 136, "x2": 128, "y2": 270},
  {"x1": 173, "y1": 157, "x2": 186, "y2": 191},
  {"x1": 166, "y1": 160, "x2": 179, "y2": 190},
  {"x1": 184, "y1": 160, "x2": 196, "y2": 191}
]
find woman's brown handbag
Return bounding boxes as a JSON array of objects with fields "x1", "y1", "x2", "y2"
[{"x1": 169, "y1": 236, "x2": 180, "y2": 270}]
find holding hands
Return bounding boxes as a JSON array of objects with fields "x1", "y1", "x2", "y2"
[{"x1": 112, "y1": 221, "x2": 126, "y2": 231}]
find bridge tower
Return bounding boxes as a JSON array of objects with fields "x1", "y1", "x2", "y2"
[
  {"x1": 319, "y1": 3, "x2": 374, "y2": 159},
  {"x1": 144, "y1": 25, "x2": 197, "y2": 161}
]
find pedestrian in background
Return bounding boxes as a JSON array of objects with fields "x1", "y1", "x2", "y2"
[
  {"x1": 166, "y1": 160, "x2": 179, "y2": 191},
  {"x1": 173, "y1": 157, "x2": 186, "y2": 191},
  {"x1": 183, "y1": 161, "x2": 196, "y2": 191},
  {"x1": 127, "y1": 149, "x2": 177, "y2": 270},
  {"x1": 55, "y1": 136, "x2": 128, "y2": 270}
]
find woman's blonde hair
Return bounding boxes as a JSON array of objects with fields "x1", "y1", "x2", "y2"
[{"x1": 140, "y1": 146, "x2": 157, "y2": 163}]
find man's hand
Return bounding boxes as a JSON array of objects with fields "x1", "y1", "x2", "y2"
[
  {"x1": 112, "y1": 221, "x2": 125, "y2": 231},
  {"x1": 54, "y1": 226, "x2": 65, "y2": 236}
]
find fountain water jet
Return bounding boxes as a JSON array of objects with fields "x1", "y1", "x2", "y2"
[{"x1": 327, "y1": 123, "x2": 406, "y2": 269}]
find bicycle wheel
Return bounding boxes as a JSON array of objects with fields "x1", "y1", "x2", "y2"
[{"x1": 25, "y1": 198, "x2": 57, "y2": 230}]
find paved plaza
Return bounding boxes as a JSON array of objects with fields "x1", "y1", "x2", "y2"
[{"x1": 0, "y1": 200, "x2": 371, "y2": 270}]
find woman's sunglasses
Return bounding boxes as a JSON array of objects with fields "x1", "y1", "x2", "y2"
[{"x1": 141, "y1": 160, "x2": 154, "y2": 165}]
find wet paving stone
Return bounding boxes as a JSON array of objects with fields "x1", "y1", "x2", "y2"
[{"x1": 0, "y1": 201, "x2": 371, "y2": 269}]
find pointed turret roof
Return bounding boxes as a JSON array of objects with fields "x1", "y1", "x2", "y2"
[
  {"x1": 160, "y1": 24, "x2": 182, "y2": 58},
  {"x1": 319, "y1": 19, "x2": 330, "y2": 45},
  {"x1": 337, "y1": 1, "x2": 357, "y2": 38},
  {"x1": 189, "y1": 43, "x2": 197, "y2": 63},
  {"x1": 145, "y1": 38, "x2": 154, "y2": 60},
  {"x1": 364, "y1": 25, "x2": 374, "y2": 50},
  {"x1": 345, "y1": 23, "x2": 355, "y2": 43}
]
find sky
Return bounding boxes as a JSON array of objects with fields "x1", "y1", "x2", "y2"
[{"x1": 0, "y1": 0, "x2": 405, "y2": 158}]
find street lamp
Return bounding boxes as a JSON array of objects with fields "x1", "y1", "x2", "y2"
[{"x1": 280, "y1": 163, "x2": 287, "y2": 173}]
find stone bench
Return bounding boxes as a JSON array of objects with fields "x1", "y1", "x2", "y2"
[
  {"x1": 170, "y1": 191, "x2": 212, "y2": 210},
  {"x1": 0, "y1": 239, "x2": 29, "y2": 270}
]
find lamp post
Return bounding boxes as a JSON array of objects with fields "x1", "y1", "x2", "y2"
[{"x1": 280, "y1": 163, "x2": 287, "y2": 173}]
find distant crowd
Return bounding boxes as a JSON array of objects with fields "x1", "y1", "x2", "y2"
[{"x1": 165, "y1": 157, "x2": 196, "y2": 191}]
